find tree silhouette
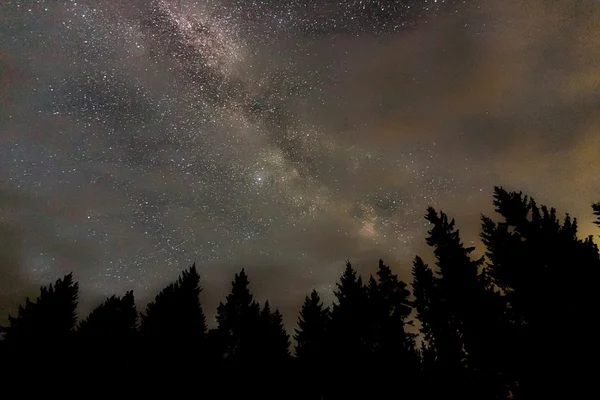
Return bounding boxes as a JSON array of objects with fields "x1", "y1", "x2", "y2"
[
  {"x1": 414, "y1": 207, "x2": 509, "y2": 399},
  {"x1": 330, "y1": 261, "x2": 368, "y2": 358},
  {"x1": 3, "y1": 273, "x2": 78, "y2": 371},
  {"x1": 259, "y1": 301, "x2": 291, "y2": 363},
  {"x1": 77, "y1": 291, "x2": 138, "y2": 372},
  {"x1": 411, "y1": 256, "x2": 436, "y2": 352},
  {"x1": 139, "y1": 264, "x2": 207, "y2": 374},
  {"x1": 295, "y1": 289, "x2": 330, "y2": 363},
  {"x1": 216, "y1": 268, "x2": 261, "y2": 366},
  {"x1": 327, "y1": 261, "x2": 370, "y2": 398},
  {"x1": 481, "y1": 187, "x2": 600, "y2": 399},
  {"x1": 366, "y1": 259, "x2": 420, "y2": 398},
  {"x1": 368, "y1": 259, "x2": 415, "y2": 358},
  {"x1": 294, "y1": 290, "x2": 330, "y2": 400},
  {"x1": 5, "y1": 273, "x2": 78, "y2": 344},
  {"x1": 1, "y1": 186, "x2": 599, "y2": 397}
]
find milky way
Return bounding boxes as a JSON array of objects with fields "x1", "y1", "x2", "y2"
[{"x1": 2, "y1": 0, "x2": 600, "y2": 326}]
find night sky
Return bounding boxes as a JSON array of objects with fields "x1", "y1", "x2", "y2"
[{"x1": 1, "y1": 0, "x2": 599, "y2": 327}]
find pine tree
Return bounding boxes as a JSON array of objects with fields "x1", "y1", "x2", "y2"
[
  {"x1": 3, "y1": 273, "x2": 78, "y2": 371},
  {"x1": 5, "y1": 273, "x2": 78, "y2": 344},
  {"x1": 329, "y1": 261, "x2": 369, "y2": 374},
  {"x1": 294, "y1": 290, "x2": 330, "y2": 400},
  {"x1": 77, "y1": 291, "x2": 138, "y2": 371},
  {"x1": 371, "y1": 259, "x2": 415, "y2": 360},
  {"x1": 366, "y1": 259, "x2": 420, "y2": 398},
  {"x1": 482, "y1": 187, "x2": 600, "y2": 398},
  {"x1": 140, "y1": 264, "x2": 206, "y2": 341},
  {"x1": 258, "y1": 300, "x2": 290, "y2": 364},
  {"x1": 424, "y1": 207, "x2": 482, "y2": 364},
  {"x1": 267, "y1": 307, "x2": 291, "y2": 362},
  {"x1": 216, "y1": 268, "x2": 260, "y2": 365},
  {"x1": 78, "y1": 291, "x2": 137, "y2": 337},
  {"x1": 139, "y1": 264, "x2": 207, "y2": 373},
  {"x1": 411, "y1": 255, "x2": 463, "y2": 398},
  {"x1": 593, "y1": 202, "x2": 600, "y2": 226},
  {"x1": 415, "y1": 207, "x2": 503, "y2": 398},
  {"x1": 411, "y1": 256, "x2": 436, "y2": 351},
  {"x1": 294, "y1": 290, "x2": 330, "y2": 364}
]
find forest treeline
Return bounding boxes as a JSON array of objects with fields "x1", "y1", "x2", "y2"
[{"x1": 1, "y1": 187, "x2": 599, "y2": 398}]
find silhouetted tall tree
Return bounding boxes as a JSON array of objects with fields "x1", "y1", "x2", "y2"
[
  {"x1": 260, "y1": 301, "x2": 291, "y2": 363},
  {"x1": 295, "y1": 289, "x2": 330, "y2": 363},
  {"x1": 330, "y1": 261, "x2": 368, "y2": 358},
  {"x1": 139, "y1": 264, "x2": 207, "y2": 373},
  {"x1": 593, "y1": 202, "x2": 600, "y2": 226},
  {"x1": 414, "y1": 207, "x2": 509, "y2": 399},
  {"x1": 3, "y1": 273, "x2": 78, "y2": 371},
  {"x1": 481, "y1": 187, "x2": 600, "y2": 399},
  {"x1": 412, "y1": 254, "x2": 464, "y2": 398},
  {"x1": 412, "y1": 256, "x2": 436, "y2": 354},
  {"x1": 294, "y1": 290, "x2": 330, "y2": 400},
  {"x1": 216, "y1": 268, "x2": 261, "y2": 366},
  {"x1": 368, "y1": 259, "x2": 415, "y2": 358},
  {"x1": 77, "y1": 291, "x2": 138, "y2": 372},
  {"x1": 5, "y1": 273, "x2": 78, "y2": 344},
  {"x1": 327, "y1": 261, "x2": 369, "y2": 398},
  {"x1": 366, "y1": 259, "x2": 420, "y2": 398}
]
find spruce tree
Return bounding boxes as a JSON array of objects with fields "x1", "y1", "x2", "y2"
[
  {"x1": 415, "y1": 207, "x2": 505, "y2": 399},
  {"x1": 411, "y1": 256, "x2": 437, "y2": 352},
  {"x1": 139, "y1": 264, "x2": 207, "y2": 373},
  {"x1": 367, "y1": 260, "x2": 420, "y2": 398},
  {"x1": 78, "y1": 291, "x2": 137, "y2": 337},
  {"x1": 3, "y1": 273, "x2": 79, "y2": 371},
  {"x1": 371, "y1": 259, "x2": 415, "y2": 359},
  {"x1": 267, "y1": 307, "x2": 291, "y2": 361},
  {"x1": 482, "y1": 187, "x2": 600, "y2": 398},
  {"x1": 140, "y1": 264, "x2": 206, "y2": 341},
  {"x1": 329, "y1": 262, "x2": 369, "y2": 384},
  {"x1": 216, "y1": 268, "x2": 261, "y2": 365},
  {"x1": 259, "y1": 300, "x2": 289, "y2": 363},
  {"x1": 294, "y1": 290, "x2": 330, "y2": 364},
  {"x1": 77, "y1": 291, "x2": 138, "y2": 371},
  {"x1": 5, "y1": 273, "x2": 78, "y2": 344},
  {"x1": 593, "y1": 202, "x2": 600, "y2": 226},
  {"x1": 294, "y1": 290, "x2": 330, "y2": 400}
]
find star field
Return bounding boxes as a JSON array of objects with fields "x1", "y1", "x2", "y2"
[{"x1": 1, "y1": 0, "x2": 600, "y2": 326}]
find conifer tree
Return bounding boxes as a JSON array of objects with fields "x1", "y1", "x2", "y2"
[
  {"x1": 5, "y1": 273, "x2": 78, "y2": 345},
  {"x1": 140, "y1": 264, "x2": 206, "y2": 340},
  {"x1": 139, "y1": 264, "x2": 207, "y2": 373},
  {"x1": 78, "y1": 291, "x2": 137, "y2": 337},
  {"x1": 481, "y1": 187, "x2": 600, "y2": 398},
  {"x1": 370, "y1": 259, "x2": 415, "y2": 360},
  {"x1": 3, "y1": 273, "x2": 79, "y2": 371},
  {"x1": 77, "y1": 291, "x2": 138, "y2": 371},
  {"x1": 411, "y1": 256, "x2": 436, "y2": 351},
  {"x1": 415, "y1": 207, "x2": 505, "y2": 398},
  {"x1": 294, "y1": 290, "x2": 330, "y2": 400},
  {"x1": 267, "y1": 306, "x2": 291, "y2": 361},
  {"x1": 216, "y1": 268, "x2": 261, "y2": 365},
  {"x1": 294, "y1": 290, "x2": 330, "y2": 364},
  {"x1": 329, "y1": 261, "x2": 369, "y2": 374},
  {"x1": 366, "y1": 260, "x2": 420, "y2": 398}
]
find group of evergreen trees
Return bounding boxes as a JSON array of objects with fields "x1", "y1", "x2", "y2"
[{"x1": 1, "y1": 187, "x2": 598, "y2": 398}]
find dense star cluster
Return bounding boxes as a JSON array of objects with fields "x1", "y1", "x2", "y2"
[{"x1": 1, "y1": 0, "x2": 599, "y2": 325}]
